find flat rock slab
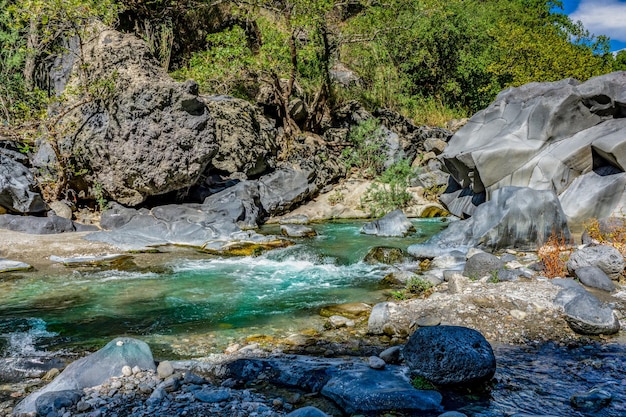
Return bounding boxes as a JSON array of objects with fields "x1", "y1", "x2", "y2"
[
  {"x1": 0, "y1": 258, "x2": 32, "y2": 273},
  {"x1": 321, "y1": 366, "x2": 443, "y2": 415},
  {"x1": 49, "y1": 253, "x2": 131, "y2": 267}
]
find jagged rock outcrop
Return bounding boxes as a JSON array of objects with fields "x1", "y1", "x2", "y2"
[
  {"x1": 0, "y1": 143, "x2": 46, "y2": 214},
  {"x1": 440, "y1": 72, "x2": 626, "y2": 223},
  {"x1": 53, "y1": 24, "x2": 217, "y2": 206}
]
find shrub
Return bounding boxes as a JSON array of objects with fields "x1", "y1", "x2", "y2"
[
  {"x1": 342, "y1": 118, "x2": 387, "y2": 178},
  {"x1": 538, "y1": 231, "x2": 571, "y2": 278},
  {"x1": 360, "y1": 159, "x2": 414, "y2": 217}
]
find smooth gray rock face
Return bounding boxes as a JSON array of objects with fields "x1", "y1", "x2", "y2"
[
  {"x1": 463, "y1": 252, "x2": 504, "y2": 279},
  {"x1": 203, "y1": 95, "x2": 277, "y2": 178},
  {"x1": 258, "y1": 166, "x2": 316, "y2": 216},
  {"x1": 409, "y1": 187, "x2": 570, "y2": 254},
  {"x1": 361, "y1": 209, "x2": 416, "y2": 237},
  {"x1": 14, "y1": 337, "x2": 156, "y2": 415},
  {"x1": 553, "y1": 279, "x2": 620, "y2": 335},
  {"x1": 403, "y1": 326, "x2": 496, "y2": 385},
  {"x1": 0, "y1": 213, "x2": 97, "y2": 234},
  {"x1": 574, "y1": 266, "x2": 616, "y2": 292},
  {"x1": 567, "y1": 245, "x2": 624, "y2": 280},
  {"x1": 440, "y1": 72, "x2": 626, "y2": 223},
  {"x1": 57, "y1": 25, "x2": 216, "y2": 206},
  {"x1": 0, "y1": 153, "x2": 46, "y2": 214},
  {"x1": 563, "y1": 291, "x2": 620, "y2": 335}
]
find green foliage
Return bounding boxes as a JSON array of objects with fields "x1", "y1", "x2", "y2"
[
  {"x1": 173, "y1": 24, "x2": 255, "y2": 98},
  {"x1": 361, "y1": 160, "x2": 414, "y2": 217},
  {"x1": 342, "y1": 118, "x2": 387, "y2": 177},
  {"x1": 411, "y1": 375, "x2": 436, "y2": 390},
  {"x1": 488, "y1": 270, "x2": 500, "y2": 284},
  {"x1": 391, "y1": 275, "x2": 434, "y2": 300},
  {"x1": 614, "y1": 50, "x2": 626, "y2": 71}
]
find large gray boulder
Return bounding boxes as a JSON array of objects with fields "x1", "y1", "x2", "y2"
[
  {"x1": 553, "y1": 279, "x2": 620, "y2": 335},
  {"x1": 403, "y1": 326, "x2": 496, "y2": 385},
  {"x1": 409, "y1": 187, "x2": 570, "y2": 254},
  {"x1": 0, "y1": 152, "x2": 46, "y2": 214},
  {"x1": 55, "y1": 24, "x2": 217, "y2": 206},
  {"x1": 0, "y1": 213, "x2": 97, "y2": 234},
  {"x1": 203, "y1": 95, "x2": 277, "y2": 178},
  {"x1": 14, "y1": 337, "x2": 156, "y2": 415},
  {"x1": 441, "y1": 72, "x2": 626, "y2": 223},
  {"x1": 361, "y1": 209, "x2": 416, "y2": 237}
]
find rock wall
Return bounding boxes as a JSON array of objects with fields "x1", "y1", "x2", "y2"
[{"x1": 441, "y1": 72, "x2": 626, "y2": 224}]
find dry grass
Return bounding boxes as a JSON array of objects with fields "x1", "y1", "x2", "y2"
[
  {"x1": 583, "y1": 217, "x2": 626, "y2": 255},
  {"x1": 537, "y1": 231, "x2": 571, "y2": 278}
]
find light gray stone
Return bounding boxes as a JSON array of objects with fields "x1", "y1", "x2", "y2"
[
  {"x1": 574, "y1": 266, "x2": 616, "y2": 292},
  {"x1": 567, "y1": 245, "x2": 624, "y2": 280},
  {"x1": 361, "y1": 209, "x2": 415, "y2": 237}
]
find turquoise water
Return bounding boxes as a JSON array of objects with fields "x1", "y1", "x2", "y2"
[{"x1": 0, "y1": 219, "x2": 448, "y2": 359}]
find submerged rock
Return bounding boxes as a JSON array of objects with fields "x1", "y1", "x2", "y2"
[
  {"x1": 0, "y1": 258, "x2": 32, "y2": 273},
  {"x1": 403, "y1": 326, "x2": 496, "y2": 385},
  {"x1": 280, "y1": 224, "x2": 317, "y2": 238}
]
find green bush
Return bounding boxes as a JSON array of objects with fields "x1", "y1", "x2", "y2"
[
  {"x1": 342, "y1": 118, "x2": 388, "y2": 178},
  {"x1": 361, "y1": 159, "x2": 414, "y2": 217}
]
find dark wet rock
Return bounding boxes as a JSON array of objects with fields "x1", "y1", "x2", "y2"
[
  {"x1": 194, "y1": 387, "x2": 231, "y2": 403},
  {"x1": 35, "y1": 389, "x2": 83, "y2": 416},
  {"x1": 361, "y1": 209, "x2": 415, "y2": 237},
  {"x1": 99, "y1": 202, "x2": 148, "y2": 230},
  {"x1": 0, "y1": 213, "x2": 97, "y2": 234},
  {"x1": 285, "y1": 406, "x2": 331, "y2": 417},
  {"x1": 438, "y1": 412, "x2": 468, "y2": 417},
  {"x1": 566, "y1": 245, "x2": 624, "y2": 280},
  {"x1": 0, "y1": 153, "x2": 46, "y2": 214},
  {"x1": 14, "y1": 337, "x2": 156, "y2": 415},
  {"x1": 363, "y1": 246, "x2": 412, "y2": 265},
  {"x1": 573, "y1": 266, "x2": 616, "y2": 292},
  {"x1": 409, "y1": 187, "x2": 570, "y2": 254},
  {"x1": 379, "y1": 346, "x2": 402, "y2": 365},
  {"x1": 54, "y1": 24, "x2": 216, "y2": 206},
  {"x1": 463, "y1": 252, "x2": 505, "y2": 279},
  {"x1": 280, "y1": 224, "x2": 317, "y2": 238},
  {"x1": 553, "y1": 279, "x2": 620, "y2": 335},
  {"x1": 320, "y1": 367, "x2": 442, "y2": 415},
  {"x1": 403, "y1": 326, "x2": 496, "y2": 385},
  {"x1": 440, "y1": 72, "x2": 626, "y2": 223},
  {"x1": 570, "y1": 387, "x2": 612, "y2": 412}
]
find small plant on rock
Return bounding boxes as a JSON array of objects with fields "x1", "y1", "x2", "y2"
[{"x1": 411, "y1": 375, "x2": 436, "y2": 390}]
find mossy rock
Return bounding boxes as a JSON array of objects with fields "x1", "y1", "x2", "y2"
[
  {"x1": 202, "y1": 239, "x2": 294, "y2": 256},
  {"x1": 363, "y1": 247, "x2": 412, "y2": 265}
]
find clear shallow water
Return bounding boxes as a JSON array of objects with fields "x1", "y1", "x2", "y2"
[{"x1": 0, "y1": 219, "x2": 448, "y2": 358}]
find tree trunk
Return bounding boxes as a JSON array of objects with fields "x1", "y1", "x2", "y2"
[{"x1": 23, "y1": 17, "x2": 39, "y2": 92}]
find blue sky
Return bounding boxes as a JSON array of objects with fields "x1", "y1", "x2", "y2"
[{"x1": 558, "y1": 0, "x2": 626, "y2": 51}]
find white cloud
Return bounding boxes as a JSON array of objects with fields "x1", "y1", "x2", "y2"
[{"x1": 570, "y1": 0, "x2": 626, "y2": 41}]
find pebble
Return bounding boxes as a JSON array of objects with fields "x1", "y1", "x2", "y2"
[
  {"x1": 368, "y1": 356, "x2": 386, "y2": 370},
  {"x1": 121, "y1": 366, "x2": 132, "y2": 377},
  {"x1": 157, "y1": 361, "x2": 175, "y2": 379}
]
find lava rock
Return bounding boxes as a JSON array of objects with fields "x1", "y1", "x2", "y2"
[
  {"x1": 0, "y1": 153, "x2": 46, "y2": 214},
  {"x1": 403, "y1": 326, "x2": 496, "y2": 385},
  {"x1": 567, "y1": 245, "x2": 624, "y2": 280}
]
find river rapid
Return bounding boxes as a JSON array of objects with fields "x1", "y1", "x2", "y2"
[{"x1": 0, "y1": 219, "x2": 625, "y2": 416}]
